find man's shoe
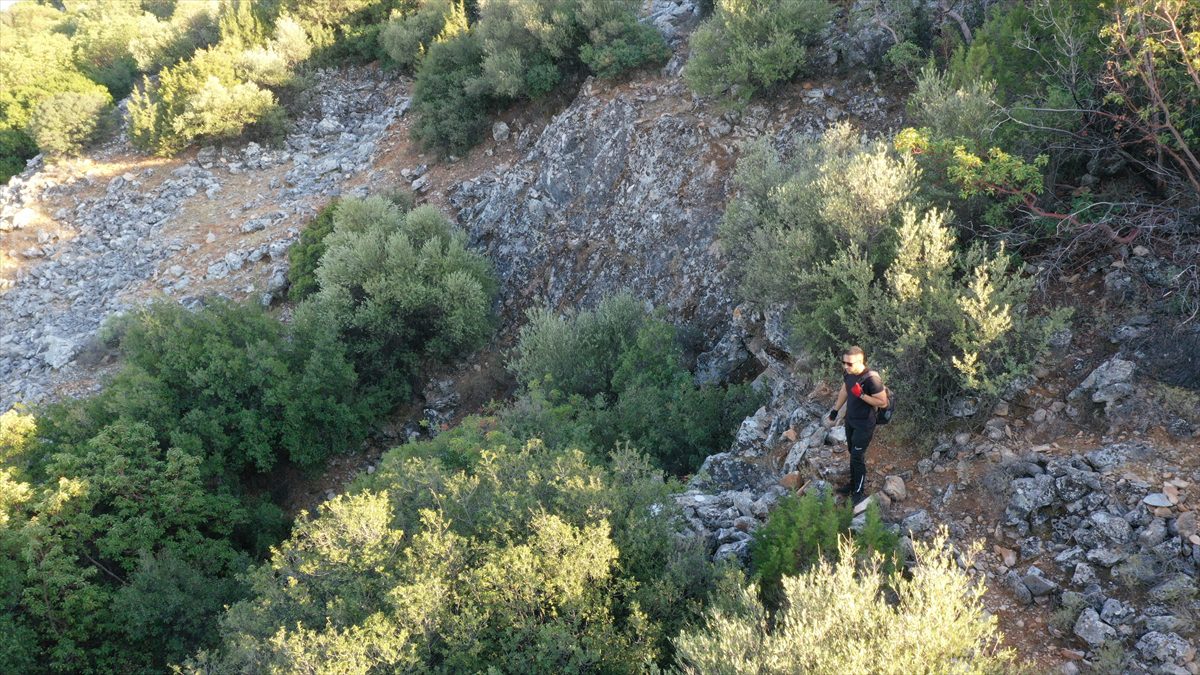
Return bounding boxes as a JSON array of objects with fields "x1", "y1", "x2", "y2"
[{"x1": 835, "y1": 481, "x2": 854, "y2": 497}]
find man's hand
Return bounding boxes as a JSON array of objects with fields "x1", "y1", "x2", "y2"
[
  {"x1": 850, "y1": 382, "x2": 863, "y2": 397},
  {"x1": 823, "y1": 409, "x2": 837, "y2": 428}
]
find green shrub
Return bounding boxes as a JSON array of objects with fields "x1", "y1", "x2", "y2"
[
  {"x1": 379, "y1": 0, "x2": 466, "y2": 71},
  {"x1": 948, "y1": 0, "x2": 1106, "y2": 106},
  {"x1": 129, "y1": 3, "x2": 222, "y2": 73},
  {"x1": 675, "y1": 533, "x2": 1017, "y2": 673},
  {"x1": 28, "y1": 90, "x2": 116, "y2": 159},
  {"x1": 907, "y1": 64, "x2": 997, "y2": 149},
  {"x1": 12, "y1": 419, "x2": 251, "y2": 673},
  {"x1": 721, "y1": 123, "x2": 1066, "y2": 425},
  {"x1": 509, "y1": 294, "x2": 762, "y2": 474},
  {"x1": 287, "y1": 199, "x2": 341, "y2": 301},
  {"x1": 296, "y1": 197, "x2": 495, "y2": 398},
  {"x1": 790, "y1": 205, "x2": 1068, "y2": 423},
  {"x1": 683, "y1": 0, "x2": 834, "y2": 106},
  {"x1": 68, "y1": 5, "x2": 143, "y2": 98},
  {"x1": 410, "y1": 32, "x2": 491, "y2": 155},
  {"x1": 0, "y1": 31, "x2": 111, "y2": 180},
  {"x1": 37, "y1": 301, "x2": 297, "y2": 474},
  {"x1": 510, "y1": 292, "x2": 647, "y2": 398},
  {"x1": 579, "y1": 18, "x2": 669, "y2": 79},
  {"x1": 129, "y1": 44, "x2": 286, "y2": 155},
  {"x1": 750, "y1": 491, "x2": 897, "y2": 609},
  {"x1": 718, "y1": 123, "x2": 919, "y2": 305}
]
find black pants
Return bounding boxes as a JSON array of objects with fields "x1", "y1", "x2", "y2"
[{"x1": 846, "y1": 423, "x2": 875, "y2": 495}]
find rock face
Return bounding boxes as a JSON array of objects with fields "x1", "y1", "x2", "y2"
[
  {"x1": 451, "y1": 75, "x2": 900, "y2": 342},
  {"x1": 0, "y1": 68, "x2": 401, "y2": 410},
  {"x1": 453, "y1": 81, "x2": 736, "y2": 338}
]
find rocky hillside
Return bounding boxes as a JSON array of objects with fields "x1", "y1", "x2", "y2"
[{"x1": 2, "y1": 1, "x2": 1199, "y2": 671}]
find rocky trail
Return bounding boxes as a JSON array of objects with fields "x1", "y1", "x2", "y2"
[{"x1": 2, "y1": 1, "x2": 1198, "y2": 670}]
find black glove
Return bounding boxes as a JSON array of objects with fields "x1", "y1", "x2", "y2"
[{"x1": 827, "y1": 409, "x2": 837, "y2": 421}]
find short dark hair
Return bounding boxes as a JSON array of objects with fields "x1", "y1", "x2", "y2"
[{"x1": 843, "y1": 345, "x2": 866, "y2": 363}]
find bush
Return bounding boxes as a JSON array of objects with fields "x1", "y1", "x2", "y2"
[
  {"x1": 129, "y1": 3, "x2": 222, "y2": 73},
  {"x1": 509, "y1": 294, "x2": 762, "y2": 474},
  {"x1": 789, "y1": 205, "x2": 1068, "y2": 423},
  {"x1": 907, "y1": 64, "x2": 997, "y2": 149},
  {"x1": 750, "y1": 491, "x2": 897, "y2": 609},
  {"x1": 721, "y1": 123, "x2": 1066, "y2": 425},
  {"x1": 28, "y1": 90, "x2": 116, "y2": 159},
  {"x1": 684, "y1": 0, "x2": 834, "y2": 106},
  {"x1": 579, "y1": 18, "x2": 669, "y2": 79},
  {"x1": 675, "y1": 533, "x2": 1018, "y2": 673},
  {"x1": 296, "y1": 197, "x2": 495, "y2": 397},
  {"x1": 0, "y1": 31, "x2": 111, "y2": 181},
  {"x1": 287, "y1": 199, "x2": 341, "y2": 301},
  {"x1": 410, "y1": 32, "x2": 491, "y2": 155},
  {"x1": 129, "y1": 44, "x2": 285, "y2": 155},
  {"x1": 11, "y1": 419, "x2": 251, "y2": 673},
  {"x1": 379, "y1": 0, "x2": 466, "y2": 72},
  {"x1": 68, "y1": 5, "x2": 143, "y2": 98},
  {"x1": 718, "y1": 124, "x2": 919, "y2": 305},
  {"x1": 510, "y1": 292, "x2": 647, "y2": 398}
]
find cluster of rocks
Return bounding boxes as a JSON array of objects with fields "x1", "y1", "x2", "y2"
[
  {"x1": 0, "y1": 67, "x2": 402, "y2": 411},
  {"x1": 996, "y1": 442, "x2": 1198, "y2": 672}
]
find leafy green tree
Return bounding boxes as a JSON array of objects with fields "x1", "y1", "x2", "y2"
[
  {"x1": 718, "y1": 124, "x2": 919, "y2": 304},
  {"x1": 299, "y1": 197, "x2": 495, "y2": 393},
  {"x1": 0, "y1": 30, "x2": 110, "y2": 181},
  {"x1": 192, "y1": 433, "x2": 720, "y2": 672},
  {"x1": 28, "y1": 91, "x2": 116, "y2": 159},
  {"x1": 379, "y1": 0, "x2": 468, "y2": 72},
  {"x1": 15, "y1": 419, "x2": 250, "y2": 673},
  {"x1": 684, "y1": 0, "x2": 834, "y2": 106},
  {"x1": 410, "y1": 32, "x2": 490, "y2": 155},
  {"x1": 128, "y1": 44, "x2": 285, "y2": 155}
]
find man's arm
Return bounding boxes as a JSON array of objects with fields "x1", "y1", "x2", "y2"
[
  {"x1": 830, "y1": 384, "x2": 848, "y2": 420},
  {"x1": 861, "y1": 390, "x2": 888, "y2": 408},
  {"x1": 859, "y1": 376, "x2": 888, "y2": 408}
]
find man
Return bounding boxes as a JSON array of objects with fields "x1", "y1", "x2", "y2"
[{"x1": 823, "y1": 346, "x2": 888, "y2": 507}]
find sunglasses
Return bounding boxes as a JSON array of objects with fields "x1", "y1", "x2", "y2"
[{"x1": 841, "y1": 361, "x2": 854, "y2": 366}]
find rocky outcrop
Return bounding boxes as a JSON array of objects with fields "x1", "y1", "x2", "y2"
[{"x1": 998, "y1": 442, "x2": 1198, "y2": 671}]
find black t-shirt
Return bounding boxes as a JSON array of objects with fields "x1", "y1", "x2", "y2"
[{"x1": 844, "y1": 370, "x2": 883, "y2": 427}]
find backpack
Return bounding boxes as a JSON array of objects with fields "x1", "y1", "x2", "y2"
[{"x1": 861, "y1": 370, "x2": 895, "y2": 425}]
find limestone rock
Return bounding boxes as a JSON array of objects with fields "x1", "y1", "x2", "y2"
[
  {"x1": 41, "y1": 335, "x2": 76, "y2": 369},
  {"x1": 1073, "y1": 608, "x2": 1116, "y2": 647},
  {"x1": 883, "y1": 475, "x2": 907, "y2": 502}
]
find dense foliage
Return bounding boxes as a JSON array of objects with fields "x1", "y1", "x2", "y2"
[
  {"x1": 684, "y1": 0, "x2": 834, "y2": 106},
  {"x1": 0, "y1": 0, "x2": 220, "y2": 179},
  {"x1": 407, "y1": 0, "x2": 668, "y2": 154},
  {"x1": 0, "y1": 196, "x2": 494, "y2": 672},
  {"x1": 182, "y1": 421, "x2": 725, "y2": 672},
  {"x1": 508, "y1": 293, "x2": 762, "y2": 475}
]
